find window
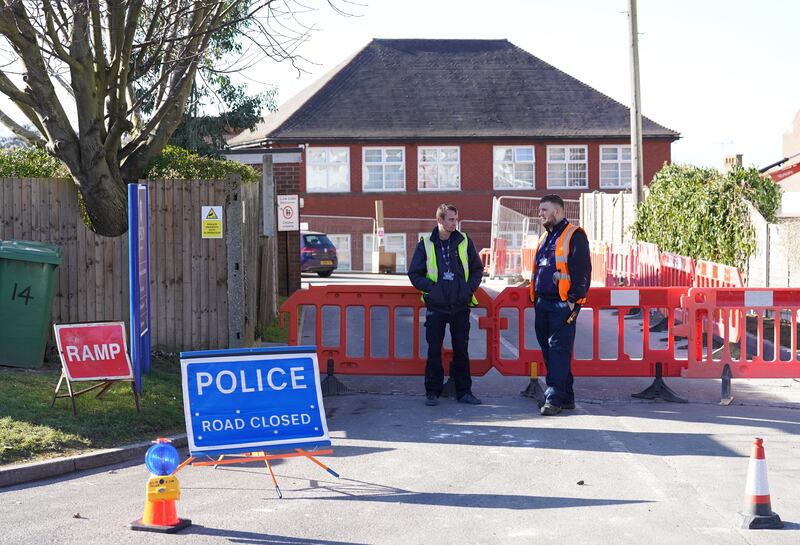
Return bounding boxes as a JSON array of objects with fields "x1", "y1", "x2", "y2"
[
  {"x1": 600, "y1": 145, "x2": 632, "y2": 188},
  {"x1": 493, "y1": 146, "x2": 535, "y2": 189},
  {"x1": 306, "y1": 147, "x2": 349, "y2": 192},
  {"x1": 363, "y1": 233, "x2": 407, "y2": 273},
  {"x1": 363, "y1": 147, "x2": 405, "y2": 191},
  {"x1": 418, "y1": 147, "x2": 460, "y2": 190},
  {"x1": 326, "y1": 234, "x2": 351, "y2": 271},
  {"x1": 547, "y1": 146, "x2": 588, "y2": 188}
]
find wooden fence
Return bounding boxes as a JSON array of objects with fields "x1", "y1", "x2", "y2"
[{"x1": 0, "y1": 176, "x2": 265, "y2": 351}]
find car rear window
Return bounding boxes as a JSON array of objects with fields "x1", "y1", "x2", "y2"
[{"x1": 303, "y1": 234, "x2": 334, "y2": 247}]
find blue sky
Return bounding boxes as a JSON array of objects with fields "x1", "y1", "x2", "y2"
[
  {"x1": 236, "y1": 0, "x2": 799, "y2": 169},
  {"x1": 2, "y1": 0, "x2": 797, "y2": 169}
]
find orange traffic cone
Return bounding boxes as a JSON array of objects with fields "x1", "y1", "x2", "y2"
[
  {"x1": 131, "y1": 473, "x2": 191, "y2": 533},
  {"x1": 741, "y1": 438, "x2": 782, "y2": 529}
]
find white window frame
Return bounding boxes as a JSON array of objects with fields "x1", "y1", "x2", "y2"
[
  {"x1": 326, "y1": 234, "x2": 351, "y2": 272},
  {"x1": 546, "y1": 145, "x2": 588, "y2": 189},
  {"x1": 599, "y1": 145, "x2": 632, "y2": 189},
  {"x1": 305, "y1": 147, "x2": 350, "y2": 193},
  {"x1": 493, "y1": 145, "x2": 535, "y2": 190},
  {"x1": 417, "y1": 146, "x2": 461, "y2": 191},
  {"x1": 362, "y1": 147, "x2": 406, "y2": 192},
  {"x1": 363, "y1": 233, "x2": 408, "y2": 273}
]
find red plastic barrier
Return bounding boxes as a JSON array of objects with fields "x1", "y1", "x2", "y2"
[
  {"x1": 520, "y1": 247, "x2": 536, "y2": 281},
  {"x1": 279, "y1": 285, "x2": 495, "y2": 377},
  {"x1": 682, "y1": 288, "x2": 800, "y2": 378},
  {"x1": 605, "y1": 243, "x2": 638, "y2": 287},
  {"x1": 492, "y1": 287, "x2": 690, "y2": 378},
  {"x1": 589, "y1": 241, "x2": 608, "y2": 287},
  {"x1": 479, "y1": 248, "x2": 492, "y2": 273},
  {"x1": 660, "y1": 252, "x2": 695, "y2": 287},
  {"x1": 492, "y1": 238, "x2": 508, "y2": 276},
  {"x1": 636, "y1": 242, "x2": 662, "y2": 287},
  {"x1": 694, "y1": 260, "x2": 744, "y2": 288}
]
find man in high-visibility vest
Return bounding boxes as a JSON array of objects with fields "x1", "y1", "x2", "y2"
[
  {"x1": 530, "y1": 194, "x2": 591, "y2": 416},
  {"x1": 408, "y1": 203, "x2": 484, "y2": 406}
]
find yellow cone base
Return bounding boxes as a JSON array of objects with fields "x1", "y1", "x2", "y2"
[{"x1": 130, "y1": 517, "x2": 192, "y2": 534}]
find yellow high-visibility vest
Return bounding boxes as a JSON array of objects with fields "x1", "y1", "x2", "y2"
[{"x1": 420, "y1": 233, "x2": 478, "y2": 307}]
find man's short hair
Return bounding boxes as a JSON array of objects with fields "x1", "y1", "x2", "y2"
[
  {"x1": 436, "y1": 203, "x2": 458, "y2": 221},
  {"x1": 540, "y1": 194, "x2": 565, "y2": 209}
]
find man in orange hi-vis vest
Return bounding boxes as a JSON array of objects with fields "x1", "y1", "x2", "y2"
[{"x1": 529, "y1": 195, "x2": 591, "y2": 416}]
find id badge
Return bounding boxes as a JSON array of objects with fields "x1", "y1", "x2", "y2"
[
  {"x1": 443, "y1": 271, "x2": 455, "y2": 281},
  {"x1": 538, "y1": 258, "x2": 549, "y2": 267}
]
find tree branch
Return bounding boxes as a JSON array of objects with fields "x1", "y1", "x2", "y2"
[{"x1": 0, "y1": 108, "x2": 45, "y2": 145}]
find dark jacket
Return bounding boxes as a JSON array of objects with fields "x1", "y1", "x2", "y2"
[
  {"x1": 533, "y1": 219, "x2": 591, "y2": 303},
  {"x1": 408, "y1": 228, "x2": 484, "y2": 313}
]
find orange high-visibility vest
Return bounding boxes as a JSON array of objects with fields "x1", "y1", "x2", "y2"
[{"x1": 529, "y1": 222, "x2": 587, "y2": 304}]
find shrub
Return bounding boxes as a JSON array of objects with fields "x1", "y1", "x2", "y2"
[
  {"x1": 144, "y1": 145, "x2": 259, "y2": 182},
  {"x1": 631, "y1": 164, "x2": 781, "y2": 271},
  {"x1": 0, "y1": 146, "x2": 69, "y2": 178}
]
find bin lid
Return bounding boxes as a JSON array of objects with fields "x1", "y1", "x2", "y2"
[{"x1": 0, "y1": 240, "x2": 61, "y2": 265}]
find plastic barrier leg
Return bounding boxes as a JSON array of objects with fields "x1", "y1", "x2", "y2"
[
  {"x1": 320, "y1": 358, "x2": 351, "y2": 397},
  {"x1": 631, "y1": 362, "x2": 688, "y2": 403},
  {"x1": 720, "y1": 364, "x2": 734, "y2": 406},
  {"x1": 520, "y1": 362, "x2": 546, "y2": 407}
]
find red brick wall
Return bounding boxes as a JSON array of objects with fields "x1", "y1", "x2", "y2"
[
  {"x1": 273, "y1": 161, "x2": 301, "y2": 295},
  {"x1": 274, "y1": 137, "x2": 672, "y2": 271},
  {"x1": 298, "y1": 138, "x2": 672, "y2": 221}
]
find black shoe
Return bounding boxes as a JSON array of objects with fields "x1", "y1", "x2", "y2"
[
  {"x1": 562, "y1": 402, "x2": 576, "y2": 410},
  {"x1": 540, "y1": 403, "x2": 562, "y2": 416},
  {"x1": 425, "y1": 393, "x2": 439, "y2": 406},
  {"x1": 457, "y1": 393, "x2": 482, "y2": 405}
]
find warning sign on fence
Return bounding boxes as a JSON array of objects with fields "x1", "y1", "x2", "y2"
[{"x1": 202, "y1": 206, "x2": 223, "y2": 239}]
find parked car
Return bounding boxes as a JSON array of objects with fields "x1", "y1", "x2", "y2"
[{"x1": 300, "y1": 231, "x2": 338, "y2": 277}]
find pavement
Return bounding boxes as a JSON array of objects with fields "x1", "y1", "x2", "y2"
[
  {"x1": 2, "y1": 373, "x2": 800, "y2": 544},
  {"x1": 3, "y1": 274, "x2": 799, "y2": 543}
]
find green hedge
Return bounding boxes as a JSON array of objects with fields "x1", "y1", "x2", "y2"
[
  {"x1": 144, "y1": 145, "x2": 259, "y2": 182},
  {"x1": 631, "y1": 164, "x2": 781, "y2": 271},
  {"x1": 0, "y1": 146, "x2": 69, "y2": 177},
  {"x1": 0, "y1": 144, "x2": 259, "y2": 182}
]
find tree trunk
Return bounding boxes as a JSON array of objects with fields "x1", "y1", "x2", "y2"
[{"x1": 73, "y1": 163, "x2": 129, "y2": 237}]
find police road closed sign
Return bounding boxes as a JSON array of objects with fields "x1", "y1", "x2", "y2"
[
  {"x1": 180, "y1": 347, "x2": 329, "y2": 456},
  {"x1": 54, "y1": 322, "x2": 134, "y2": 381}
]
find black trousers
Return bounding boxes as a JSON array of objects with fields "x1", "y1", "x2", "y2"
[{"x1": 424, "y1": 308, "x2": 472, "y2": 398}]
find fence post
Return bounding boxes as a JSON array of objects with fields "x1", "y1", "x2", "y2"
[{"x1": 225, "y1": 174, "x2": 246, "y2": 348}]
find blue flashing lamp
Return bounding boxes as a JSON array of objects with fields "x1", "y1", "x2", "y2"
[{"x1": 144, "y1": 438, "x2": 181, "y2": 476}]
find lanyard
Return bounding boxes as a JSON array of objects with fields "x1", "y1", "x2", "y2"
[{"x1": 440, "y1": 239, "x2": 452, "y2": 272}]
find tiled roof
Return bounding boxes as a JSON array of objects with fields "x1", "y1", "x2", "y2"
[{"x1": 228, "y1": 39, "x2": 679, "y2": 147}]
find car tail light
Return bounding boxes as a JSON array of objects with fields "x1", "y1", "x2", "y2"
[{"x1": 301, "y1": 246, "x2": 315, "y2": 255}]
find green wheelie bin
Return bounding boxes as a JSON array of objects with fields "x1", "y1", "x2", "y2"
[{"x1": 0, "y1": 240, "x2": 61, "y2": 368}]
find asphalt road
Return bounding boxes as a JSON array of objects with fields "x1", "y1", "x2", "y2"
[{"x1": 2, "y1": 375, "x2": 800, "y2": 545}]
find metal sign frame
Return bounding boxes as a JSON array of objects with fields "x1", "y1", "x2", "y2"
[
  {"x1": 180, "y1": 345, "x2": 330, "y2": 457},
  {"x1": 128, "y1": 183, "x2": 151, "y2": 392}
]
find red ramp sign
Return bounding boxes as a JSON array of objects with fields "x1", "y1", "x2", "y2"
[{"x1": 54, "y1": 322, "x2": 134, "y2": 381}]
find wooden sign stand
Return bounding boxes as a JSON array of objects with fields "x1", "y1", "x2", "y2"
[{"x1": 174, "y1": 448, "x2": 337, "y2": 499}]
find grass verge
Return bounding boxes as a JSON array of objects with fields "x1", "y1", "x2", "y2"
[{"x1": 0, "y1": 354, "x2": 185, "y2": 465}]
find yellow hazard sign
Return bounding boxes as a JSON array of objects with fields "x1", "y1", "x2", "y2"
[{"x1": 201, "y1": 206, "x2": 223, "y2": 239}]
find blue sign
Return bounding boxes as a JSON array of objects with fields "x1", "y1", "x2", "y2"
[
  {"x1": 180, "y1": 346, "x2": 330, "y2": 457},
  {"x1": 128, "y1": 184, "x2": 151, "y2": 392}
]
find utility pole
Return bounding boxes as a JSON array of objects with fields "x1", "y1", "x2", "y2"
[{"x1": 628, "y1": 0, "x2": 644, "y2": 208}]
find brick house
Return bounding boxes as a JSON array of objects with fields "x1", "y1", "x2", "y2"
[{"x1": 227, "y1": 39, "x2": 679, "y2": 272}]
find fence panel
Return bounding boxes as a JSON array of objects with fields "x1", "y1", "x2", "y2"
[
  {"x1": 279, "y1": 285, "x2": 495, "y2": 377},
  {"x1": 682, "y1": 288, "x2": 800, "y2": 378},
  {"x1": 1, "y1": 177, "x2": 262, "y2": 352}
]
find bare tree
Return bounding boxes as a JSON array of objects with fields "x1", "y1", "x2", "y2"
[{"x1": 0, "y1": 0, "x2": 343, "y2": 236}]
